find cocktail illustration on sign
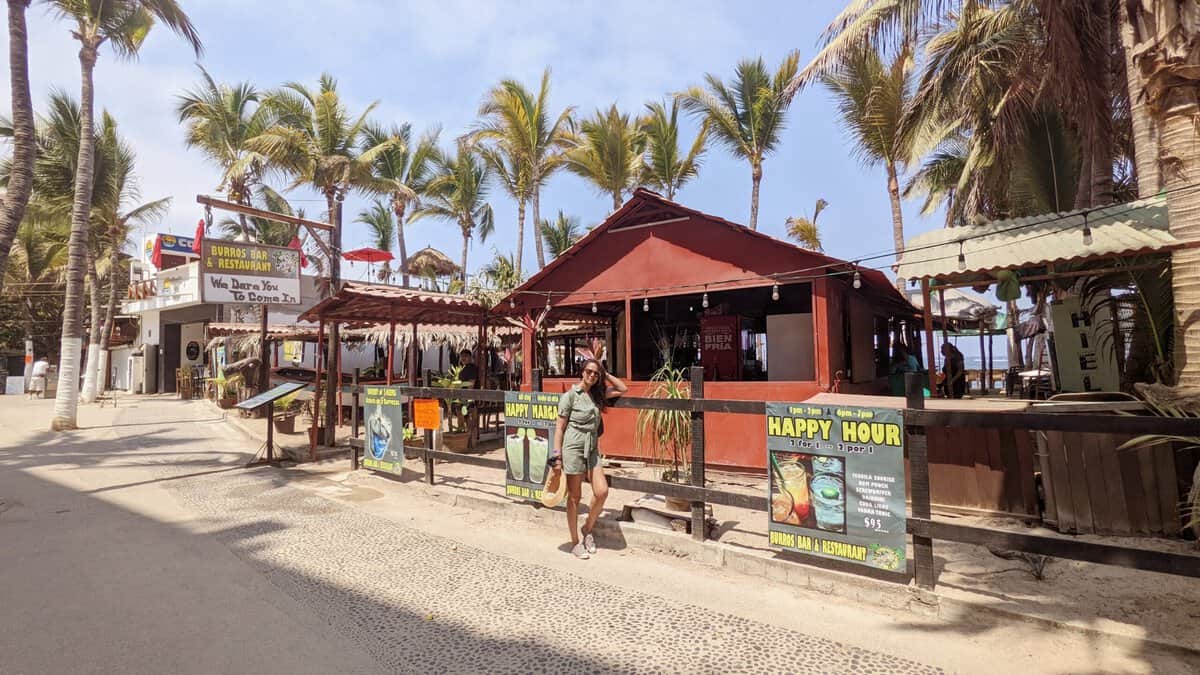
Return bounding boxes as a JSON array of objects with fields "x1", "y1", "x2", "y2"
[{"x1": 367, "y1": 404, "x2": 392, "y2": 460}]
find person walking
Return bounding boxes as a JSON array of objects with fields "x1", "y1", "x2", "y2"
[
  {"x1": 552, "y1": 358, "x2": 626, "y2": 559},
  {"x1": 28, "y1": 356, "x2": 49, "y2": 399}
]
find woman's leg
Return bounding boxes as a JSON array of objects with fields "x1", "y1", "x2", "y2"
[
  {"x1": 581, "y1": 466, "x2": 609, "y2": 536},
  {"x1": 566, "y1": 473, "x2": 584, "y2": 545}
]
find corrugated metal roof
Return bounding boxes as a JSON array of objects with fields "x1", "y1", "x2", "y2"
[
  {"x1": 895, "y1": 195, "x2": 1179, "y2": 281},
  {"x1": 299, "y1": 282, "x2": 488, "y2": 325}
]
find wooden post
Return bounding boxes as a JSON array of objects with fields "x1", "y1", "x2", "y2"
[
  {"x1": 423, "y1": 369, "x2": 434, "y2": 484},
  {"x1": 689, "y1": 365, "x2": 706, "y2": 541},
  {"x1": 351, "y1": 368, "x2": 360, "y2": 471},
  {"x1": 324, "y1": 322, "x2": 339, "y2": 447},
  {"x1": 409, "y1": 323, "x2": 419, "y2": 386},
  {"x1": 906, "y1": 372, "x2": 936, "y2": 590},
  {"x1": 520, "y1": 312, "x2": 534, "y2": 391},
  {"x1": 311, "y1": 319, "x2": 325, "y2": 460},
  {"x1": 938, "y1": 288, "x2": 949, "y2": 348},
  {"x1": 920, "y1": 279, "x2": 937, "y2": 396},
  {"x1": 623, "y1": 298, "x2": 633, "y2": 379},
  {"x1": 258, "y1": 304, "x2": 269, "y2": 394},
  {"x1": 386, "y1": 320, "x2": 395, "y2": 385},
  {"x1": 978, "y1": 323, "x2": 986, "y2": 394},
  {"x1": 336, "y1": 324, "x2": 344, "y2": 428},
  {"x1": 986, "y1": 326, "x2": 995, "y2": 393},
  {"x1": 532, "y1": 367, "x2": 542, "y2": 393},
  {"x1": 265, "y1": 400, "x2": 275, "y2": 463}
]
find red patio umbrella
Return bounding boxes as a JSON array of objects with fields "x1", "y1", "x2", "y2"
[{"x1": 342, "y1": 247, "x2": 394, "y2": 281}]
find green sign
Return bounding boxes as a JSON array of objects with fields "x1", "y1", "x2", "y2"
[
  {"x1": 504, "y1": 391, "x2": 559, "y2": 501},
  {"x1": 766, "y1": 402, "x2": 907, "y2": 573},
  {"x1": 363, "y1": 385, "x2": 405, "y2": 475}
]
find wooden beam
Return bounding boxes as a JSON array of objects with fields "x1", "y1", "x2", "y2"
[{"x1": 197, "y1": 194, "x2": 334, "y2": 231}]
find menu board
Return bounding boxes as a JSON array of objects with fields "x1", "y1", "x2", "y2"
[
  {"x1": 362, "y1": 385, "x2": 405, "y2": 476},
  {"x1": 504, "y1": 391, "x2": 559, "y2": 501},
  {"x1": 766, "y1": 402, "x2": 907, "y2": 574}
]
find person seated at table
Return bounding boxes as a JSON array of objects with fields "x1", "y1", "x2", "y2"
[
  {"x1": 888, "y1": 344, "x2": 920, "y2": 395},
  {"x1": 455, "y1": 350, "x2": 481, "y2": 443},
  {"x1": 457, "y1": 349, "x2": 479, "y2": 387}
]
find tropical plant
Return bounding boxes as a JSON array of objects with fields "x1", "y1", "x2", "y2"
[
  {"x1": 539, "y1": 210, "x2": 584, "y2": 259},
  {"x1": 2, "y1": 204, "x2": 68, "y2": 358},
  {"x1": 480, "y1": 249, "x2": 523, "y2": 293},
  {"x1": 432, "y1": 364, "x2": 471, "y2": 433},
  {"x1": 361, "y1": 121, "x2": 439, "y2": 287},
  {"x1": 216, "y1": 186, "x2": 297, "y2": 246},
  {"x1": 679, "y1": 52, "x2": 799, "y2": 230},
  {"x1": 565, "y1": 105, "x2": 646, "y2": 212},
  {"x1": 1080, "y1": 258, "x2": 1175, "y2": 388},
  {"x1": 640, "y1": 100, "x2": 708, "y2": 201},
  {"x1": 635, "y1": 363, "x2": 692, "y2": 482},
  {"x1": 785, "y1": 198, "x2": 829, "y2": 251},
  {"x1": 0, "y1": 0, "x2": 36, "y2": 298},
  {"x1": 176, "y1": 65, "x2": 270, "y2": 237},
  {"x1": 356, "y1": 200, "x2": 396, "y2": 282},
  {"x1": 45, "y1": 0, "x2": 201, "y2": 431},
  {"x1": 474, "y1": 69, "x2": 574, "y2": 271},
  {"x1": 413, "y1": 143, "x2": 495, "y2": 286}
]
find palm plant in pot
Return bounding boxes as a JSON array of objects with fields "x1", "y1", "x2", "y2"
[
  {"x1": 272, "y1": 391, "x2": 304, "y2": 434},
  {"x1": 433, "y1": 364, "x2": 473, "y2": 452},
  {"x1": 214, "y1": 373, "x2": 243, "y2": 409},
  {"x1": 636, "y1": 363, "x2": 692, "y2": 511}
]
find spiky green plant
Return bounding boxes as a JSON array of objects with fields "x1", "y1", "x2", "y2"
[{"x1": 635, "y1": 363, "x2": 692, "y2": 481}]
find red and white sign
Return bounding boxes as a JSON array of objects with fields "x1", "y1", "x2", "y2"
[{"x1": 700, "y1": 316, "x2": 741, "y2": 381}]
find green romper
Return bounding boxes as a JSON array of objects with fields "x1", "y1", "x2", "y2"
[{"x1": 558, "y1": 384, "x2": 601, "y2": 475}]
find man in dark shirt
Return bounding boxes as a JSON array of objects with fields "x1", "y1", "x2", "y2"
[{"x1": 458, "y1": 350, "x2": 479, "y2": 387}]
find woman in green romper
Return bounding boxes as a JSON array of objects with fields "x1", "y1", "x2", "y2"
[{"x1": 553, "y1": 358, "x2": 627, "y2": 559}]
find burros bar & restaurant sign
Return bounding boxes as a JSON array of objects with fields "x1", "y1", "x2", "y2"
[{"x1": 200, "y1": 240, "x2": 301, "y2": 305}]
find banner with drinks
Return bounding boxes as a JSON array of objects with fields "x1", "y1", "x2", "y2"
[
  {"x1": 504, "y1": 391, "x2": 559, "y2": 501},
  {"x1": 363, "y1": 385, "x2": 405, "y2": 475},
  {"x1": 766, "y1": 402, "x2": 907, "y2": 573}
]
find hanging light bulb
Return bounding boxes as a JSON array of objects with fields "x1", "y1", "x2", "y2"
[
  {"x1": 545, "y1": 294, "x2": 551, "y2": 311},
  {"x1": 957, "y1": 241, "x2": 967, "y2": 271},
  {"x1": 643, "y1": 297, "x2": 650, "y2": 312},
  {"x1": 771, "y1": 283, "x2": 780, "y2": 301},
  {"x1": 702, "y1": 289, "x2": 709, "y2": 309},
  {"x1": 852, "y1": 270, "x2": 862, "y2": 289},
  {"x1": 1082, "y1": 211, "x2": 1093, "y2": 246},
  {"x1": 591, "y1": 298, "x2": 598, "y2": 313}
]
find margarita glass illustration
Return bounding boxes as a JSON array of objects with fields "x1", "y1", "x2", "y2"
[{"x1": 367, "y1": 405, "x2": 392, "y2": 460}]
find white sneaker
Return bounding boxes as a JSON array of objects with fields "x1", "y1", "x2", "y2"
[
  {"x1": 571, "y1": 542, "x2": 590, "y2": 559},
  {"x1": 583, "y1": 532, "x2": 597, "y2": 555}
]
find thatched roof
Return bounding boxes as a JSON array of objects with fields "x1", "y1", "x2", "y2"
[{"x1": 407, "y1": 246, "x2": 459, "y2": 277}]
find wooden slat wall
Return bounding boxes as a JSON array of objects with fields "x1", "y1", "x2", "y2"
[{"x1": 924, "y1": 427, "x2": 1039, "y2": 517}]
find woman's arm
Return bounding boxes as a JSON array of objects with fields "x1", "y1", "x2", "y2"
[
  {"x1": 553, "y1": 415, "x2": 567, "y2": 467},
  {"x1": 605, "y1": 372, "x2": 628, "y2": 399}
]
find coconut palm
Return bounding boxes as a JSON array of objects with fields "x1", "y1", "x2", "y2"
[
  {"x1": 176, "y1": 65, "x2": 271, "y2": 237},
  {"x1": 480, "y1": 249, "x2": 522, "y2": 293},
  {"x1": 565, "y1": 105, "x2": 647, "y2": 212},
  {"x1": 785, "y1": 198, "x2": 829, "y2": 251},
  {"x1": 361, "y1": 122, "x2": 438, "y2": 287},
  {"x1": 0, "y1": 0, "x2": 36, "y2": 298},
  {"x1": 44, "y1": 0, "x2": 201, "y2": 430},
  {"x1": 3, "y1": 203, "x2": 68, "y2": 359},
  {"x1": 640, "y1": 100, "x2": 708, "y2": 201},
  {"x1": 413, "y1": 143, "x2": 494, "y2": 287},
  {"x1": 356, "y1": 200, "x2": 396, "y2": 282},
  {"x1": 679, "y1": 52, "x2": 799, "y2": 230},
  {"x1": 474, "y1": 69, "x2": 574, "y2": 271},
  {"x1": 478, "y1": 144, "x2": 532, "y2": 272},
  {"x1": 539, "y1": 210, "x2": 584, "y2": 259},
  {"x1": 821, "y1": 45, "x2": 918, "y2": 287},
  {"x1": 216, "y1": 187, "x2": 297, "y2": 246}
]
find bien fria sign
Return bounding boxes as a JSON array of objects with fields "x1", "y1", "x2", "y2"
[{"x1": 200, "y1": 240, "x2": 301, "y2": 305}]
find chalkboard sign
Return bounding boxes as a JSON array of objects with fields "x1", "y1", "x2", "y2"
[{"x1": 236, "y1": 381, "x2": 307, "y2": 411}]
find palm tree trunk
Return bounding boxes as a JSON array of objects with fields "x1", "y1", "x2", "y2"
[
  {"x1": 532, "y1": 186, "x2": 546, "y2": 269},
  {"x1": 80, "y1": 250, "x2": 103, "y2": 402},
  {"x1": 612, "y1": 192, "x2": 622, "y2": 213},
  {"x1": 394, "y1": 199, "x2": 409, "y2": 287},
  {"x1": 0, "y1": 0, "x2": 34, "y2": 297},
  {"x1": 515, "y1": 199, "x2": 526, "y2": 276},
  {"x1": 1121, "y1": 2, "x2": 1161, "y2": 198},
  {"x1": 323, "y1": 193, "x2": 342, "y2": 446},
  {"x1": 886, "y1": 162, "x2": 907, "y2": 290},
  {"x1": 97, "y1": 238, "x2": 121, "y2": 394},
  {"x1": 52, "y1": 41, "x2": 98, "y2": 431},
  {"x1": 460, "y1": 226, "x2": 470, "y2": 286},
  {"x1": 749, "y1": 162, "x2": 763, "y2": 231}
]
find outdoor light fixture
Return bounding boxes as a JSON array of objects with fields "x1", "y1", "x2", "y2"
[
  {"x1": 771, "y1": 283, "x2": 780, "y2": 301},
  {"x1": 1082, "y1": 211, "x2": 1093, "y2": 246},
  {"x1": 852, "y1": 270, "x2": 862, "y2": 289},
  {"x1": 957, "y1": 241, "x2": 966, "y2": 271},
  {"x1": 643, "y1": 297, "x2": 650, "y2": 312},
  {"x1": 545, "y1": 294, "x2": 551, "y2": 311},
  {"x1": 702, "y1": 287, "x2": 709, "y2": 309},
  {"x1": 591, "y1": 298, "x2": 598, "y2": 313},
  {"x1": 509, "y1": 297, "x2": 516, "y2": 309}
]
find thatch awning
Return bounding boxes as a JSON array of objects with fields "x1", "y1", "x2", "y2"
[{"x1": 407, "y1": 246, "x2": 460, "y2": 278}]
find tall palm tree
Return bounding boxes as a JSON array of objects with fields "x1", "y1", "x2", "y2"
[
  {"x1": 474, "y1": 69, "x2": 574, "y2": 271},
  {"x1": 361, "y1": 122, "x2": 438, "y2": 287},
  {"x1": 176, "y1": 65, "x2": 271, "y2": 237},
  {"x1": 478, "y1": 144, "x2": 532, "y2": 273},
  {"x1": 785, "y1": 198, "x2": 829, "y2": 251},
  {"x1": 356, "y1": 200, "x2": 396, "y2": 282},
  {"x1": 679, "y1": 52, "x2": 799, "y2": 230},
  {"x1": 0, "y1": 0, "x2": 36, "y2": 298},
  {"x1": 540, "y1": 210, "x2": 584, "y2": 259},
  {"x1": 216, "y1": 187, "x2": 297, "y2": 245},
  {"x1": 640, "y1": 100, "x2": 708, "y2": 201},
  {"x1": 413, "y1": 143, "x2": 494, "y2": 286},
  {"x1": 45, "y1": 0, "x2": 201, "y2": 431},
  {"x1": 565, "y1": 105, "x2": 646, "y2": 212},
  {"x1": 822, "y1": 45, "x2": 918, "y2": 288},
  {"x1": 480, "y1": 249, "x2": 522, "y2": 293},
  {"x1": 3, "y1": 203, "x2": 68, "y2": 358}
]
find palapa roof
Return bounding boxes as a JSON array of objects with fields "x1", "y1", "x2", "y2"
[
  {"x1": 896, "y1": 194, "x2": 1181, "y2": 282},
  {"x1": 407, "y1": 246, "x2": 460, "y2": 277},
  {"x1": 299, "y1": 282, "x2": 488, "y2": 326}
]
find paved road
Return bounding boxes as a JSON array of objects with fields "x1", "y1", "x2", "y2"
[{"x1": 0, "y1": 396, "x2": 1191, "y2": 674}]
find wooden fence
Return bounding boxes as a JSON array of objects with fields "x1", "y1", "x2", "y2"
[{"x1": 344, "y1": 369, "x2": 1200, "y2": 589}]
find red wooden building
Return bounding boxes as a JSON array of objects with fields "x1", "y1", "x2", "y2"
[{"x1": 499, "y1": 189, "x2": 919, "y2": 470}]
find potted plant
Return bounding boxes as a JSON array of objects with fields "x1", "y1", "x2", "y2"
[
  {"x1": 433, "y1": 365, "x2": 472, "y2": 452},
  {"x1": 636, "y1": 363, "x2": 693, "y2": 511},
  {"x1": 214, "y1": 374, "x2": 243, "y2": 409},
  {"x1": 273, "y1": 391, "x2": 304, "y2": 434}
]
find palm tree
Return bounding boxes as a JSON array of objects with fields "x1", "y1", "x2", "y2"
[
  {"x1": 216, "y1": 187, "x2": 297, "y2": 246},
  {"x1": 480, "y1": 249, "x2": 523, "y2": 293},
  {"x1": 45, "y1": 0, "x2": 201, "y2": 431},
  {"x1": 478, "y1": 144, "x2": 532, "y2": 272},
  {"x1": 821, "y1": 45, "x2": 918, "y2": 287},
  {"x1": 3, "y1": 203, "x2": 68, "y2": 362},
  {"x1": 539, "y1": 210, "x2": 584, "y2": 259},
  {"x1": 640, "y1": 100, "x2": 708, "y2": 201},
  {"x1": 0, "y1": 0, "x2": 36, "y2": 298},
  {"x1": 176, "y1": 65, "x2": 271, "y2": 237},
  {"x1": 565, "y1": 105, "x2": 646, "y2": 212},
  {"x1": 356, "y1": 200, "x2": 396, "y2": 282},
  {"x1": 413, "y1": 143, "x2": 495, "y2": 286},
  {"x1": 785, "y1": 198, "x2": 829, "y2": 251},
  {"x1": 474, "y1": 69, "x2": 574, "y2": 271},
  {"x1": 361, "y1": 122, "x2": 438, "y2": 287},
  {"x1": 679, "y1": 52, "x2": 799, "y2": 230}
]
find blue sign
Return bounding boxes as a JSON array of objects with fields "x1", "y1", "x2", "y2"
[{"x1": 159, "y1": 233, "x2": 196, "y2": 256}]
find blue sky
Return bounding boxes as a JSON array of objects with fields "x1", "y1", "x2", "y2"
[{"x1": 3, "y1": 1, "x2": 945, "y2": 284}]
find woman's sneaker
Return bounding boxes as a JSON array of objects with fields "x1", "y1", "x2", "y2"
[
  {"x1": 571, "y1": 542, "x2": 590, "y2": 559},
  {"x1": 583, "y1": 532, "x2": 597, "y2": 555}
]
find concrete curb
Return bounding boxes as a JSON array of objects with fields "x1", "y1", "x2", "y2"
[{"x1": 403, "y1": 476, "x2": 1199, "y2": 659}]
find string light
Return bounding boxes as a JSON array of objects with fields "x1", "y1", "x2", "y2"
[
  {"x1": 1082, "y1": 211, "x2": 1093, "y2": 246},
  {"x1": 643, "y1": 297, "x2": 650, "y2": 312},
  {"x1": 545, "y1": 294, "x2": 551, "y2": 311},
  {"x1": 957, "y1": 241, "x2": 966, "y2": 271},
  {"x1": 591, "y1": 296, "x2": 598, "y2": 313},
  {"x1": 702, "y1": 286, "x2": 709, "y2": 309},
  {"x1": 509, "y1": 296, "x2": 516, "y2": 309},
  {"x1": 852, "y1": 269, "x2": 862, "y2": 289},
  {"x1": 771, "y1": 282, "x2": 780, "y2": 301}
]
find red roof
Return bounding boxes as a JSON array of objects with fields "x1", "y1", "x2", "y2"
[{"x1": 299, "y1": 282, "x2": 488, "y2": 326}]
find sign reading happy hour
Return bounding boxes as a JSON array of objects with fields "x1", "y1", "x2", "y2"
[
  {"x1": 200, "y1": 240, "x2": 301, "y2": 305},
  {"x1": 362, "y1": 385, "x2": 405, "y2": 476},
  {"x1": 503, "y1": 391, "x2": 559, "y2": 501},
  {"x1": 766, "y1": 402, "x2": 907, "y2": 574}
]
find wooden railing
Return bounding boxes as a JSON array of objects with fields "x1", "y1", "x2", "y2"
[{"x1": 344, "y1": 369, "x2": 1200, "y2": 588}]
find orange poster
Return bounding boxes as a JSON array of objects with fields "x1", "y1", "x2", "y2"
[{"x1": 412, "y1": 398, "x2": 441, "y2": 430}]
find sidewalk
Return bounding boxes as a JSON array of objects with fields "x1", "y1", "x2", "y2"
[{"x1": 222, "y1": 404, "x2": 1200, "y2": 656}]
